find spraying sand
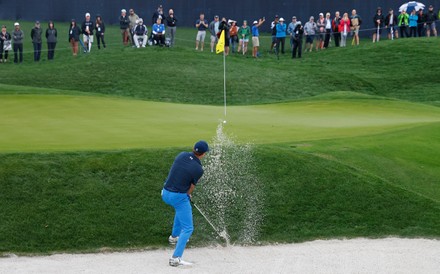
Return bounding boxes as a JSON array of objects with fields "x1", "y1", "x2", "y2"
[{"x1": 1, "y1": 238, "x2": 439, "y2": 274}]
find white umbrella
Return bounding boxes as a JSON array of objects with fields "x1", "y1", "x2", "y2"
[{"x1": 399, "y1": 1, "x2": 425, "y2": 12}]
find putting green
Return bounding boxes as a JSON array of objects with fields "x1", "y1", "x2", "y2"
[{"x1": 1, "y1": 94, "x2": 440, "y2": 152}]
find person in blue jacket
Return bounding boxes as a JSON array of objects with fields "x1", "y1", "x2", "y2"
[
  {"x1": 152, "y1": 17, "x2": 165, "y2": 46},
  {"x1": 162, "y1": 140, "x2": 209, "y2": 267},
  {"x1": 275, "y1": 17, "x2": 287, "y2": 55},
  {"x1": 408, "y1": 9, "x2": 418, "y2": 37}
]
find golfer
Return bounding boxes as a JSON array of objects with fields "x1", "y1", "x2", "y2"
[{"x1": 162, "y1": 140, "x2": 209, "y2": 267}]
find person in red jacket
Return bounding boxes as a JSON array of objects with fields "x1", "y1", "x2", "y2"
[{"x1": 339, "y1": 13, "x2": 351, "y2": 47}]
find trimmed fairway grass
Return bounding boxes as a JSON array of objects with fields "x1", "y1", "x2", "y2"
[
  {"x1": 0, "y1": 21, "x2": 439, "y2": 255},
  {"x1": 1, "y1": 92, "x2": 439, "y2": 152}
]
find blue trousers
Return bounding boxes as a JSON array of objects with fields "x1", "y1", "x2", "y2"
[{"x1": 162, "y1": 189, "x2": 194, "y2": 258}]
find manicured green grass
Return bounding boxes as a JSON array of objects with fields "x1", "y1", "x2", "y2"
[
  {"x1": 0, "y1": 21, "x2": 439, "y2": 105},
  {"x1": 0, "y1": 20, "x2": 439, "y2": 255},
  {"x1": 1, "y1": 92, "x2": 439, "y2": 152}
]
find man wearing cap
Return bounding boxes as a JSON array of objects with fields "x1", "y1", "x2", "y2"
[
  {"x1": 287, "y1": 16, "x2": 299, "y2": 50},
  {"x1": 251, "y1": 18, "x2": 265, "y2": 58},
  {"x1": 120, "y1": 9, "x2": 130, "y2": 46},
  {"x1": 30, "y1": 21, "x2": 42, "y2": 61},
  {"x1": 209, "y1": 15, "x2": 220, "y2": 52},
  {"x1": 275, "y1": 17, "x2": 287, "y2": 55},
  {"x1": 425, "y1": 5, "x2": 438, "y2": 37},
  {"x1": 82, "y1": 12, "x2": 95, "y2": 52},
  {"x1": 162, "y1": 140, "x2": 209, "y2": 267},
  {"x1": 152, "y1": 5, "x2": 164, "y2": 25},
  {"x1": 133, "y1": 18, "x2": 147, "y2": 48},
  {"x1": 12, "y1": 22, "x2": 24, "y2": 63}
]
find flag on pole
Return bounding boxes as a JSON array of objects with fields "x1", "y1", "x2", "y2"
[{"x1": 216, "y1": 30, "x2": 225, "y2": 54}]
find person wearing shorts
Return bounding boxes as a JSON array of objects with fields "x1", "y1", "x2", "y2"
[
  {"x1": 425, "y1": 5, "x2": 438, "y2": 37},
  {"x1": 251, "y1": 18, "x2": 265, "y2": 58},
  {"x1": 195, "y1": 13, "x2": 208, "y2": 51},
  {"x1": 237, "y1": 20, "x2": 251, "y2": 55},
  {"x1": 82, "y1": 12, "x2": 94, "y2": 52},
  {"x1": 304, "y1": 16, "x2": 317, "y2": 52},
  {"x1": 350, "y1": 9, "x2": 362, "y2": 45},
  {"x1": 209, "y1": 15, "x2": 220, "y2": 52}
]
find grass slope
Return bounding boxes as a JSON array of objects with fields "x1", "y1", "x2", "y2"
[
  {"x1": 0, "y1": 92, "x2": 439, "y2": 152},
  {"x1": 1, "y1": 130, "x2": 439, "y2": 254},
  {"x1": 0, "y1": 21, "x2": 439, "y2": 105}
]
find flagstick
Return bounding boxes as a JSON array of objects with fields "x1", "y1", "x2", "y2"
[{"x1": 223, "y1": 49, "x2": 227, "y2": 118}]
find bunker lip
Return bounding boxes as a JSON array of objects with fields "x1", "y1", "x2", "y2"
[{"x1": 1, "y1": 238, "x2": 439, "y2": 273}]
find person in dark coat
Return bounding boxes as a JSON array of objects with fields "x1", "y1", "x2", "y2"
[
  {"x1": 68, "y1": 19, "x2": 81, "y2": 56},
  {"x1": 30, "y1": 21, "x2": 42, "y2": 61},
  {"x1": 95, "y1": 15, "x2": 106, "y2": 49},
  {"x1": 46, "y1": 21, "x2": 57, "y2": 60}
]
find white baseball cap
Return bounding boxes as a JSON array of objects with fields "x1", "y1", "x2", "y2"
[
  {"x1": 14, "y1": 22, "x2": 19, "y2": 26},
  {"x1": 279, "y1": 17, "x2": 285, "y2": 21},
  {"x1": 319, "y1": 13, "x2": 324, "y2": 16},
  {"x1": 253, "y1": 20, "x2": 258, "y2": 24},
  {"x1": 85, "y1": 13, "x2": 90, "y2": 17},
  {"x1": 121, "y1": 9, "x2": 126, "y2": 13}
]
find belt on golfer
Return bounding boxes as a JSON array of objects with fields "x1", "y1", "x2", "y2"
[{"x1": 164, "y1": 187, "x2": 187, "y2": 194}]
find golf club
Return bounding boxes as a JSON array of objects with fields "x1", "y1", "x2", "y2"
[{"x1": 192, "y1": 201, "x2": 230, "y2": 243}]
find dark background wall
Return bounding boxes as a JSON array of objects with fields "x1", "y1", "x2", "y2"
[{"x1": 1, "y1": 0, "x2": 439, "y2": 32}]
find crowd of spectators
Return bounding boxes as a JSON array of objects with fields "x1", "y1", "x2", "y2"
[{"x1": 0, "y1": 4, "x2": 439, "y2": 63}]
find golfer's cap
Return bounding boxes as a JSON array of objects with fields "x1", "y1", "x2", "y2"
[
  {"x1": 139, "y1": 18, "x2": 143, "y2": 22},
  {"x1": 194, "y1": 140, "x2": 209, "y2": 154},
  {"x1": 215, "y1": 15, "x2": 219, "y2": 18},
  {"x1": 14, "y1": 22, "x2": 19, "y2": 26},
  {"x1": 253, "y1": 20, "x2": 258, "y2": 24},
  {"x1": 279, "y1": 17, "x2": 285, "y2": 21},
  {"x1": 228, "y1": 19, "x2": 233, "y2": 23},
  {"x1": 319, "y1": 13, "x2": 324, "y2": 16},
  {"x1": 292, "y1": 16, "x2": 297, "y2": 19},
  {"x1": 85, "y1": 12, "x2": 90, "y2": 17},
  {"x1": 35, "y1": 20, "x2": 40, "y2": 24},
  {"x1": 121, "y1": 9, "x2": 126, "y2": 13}
]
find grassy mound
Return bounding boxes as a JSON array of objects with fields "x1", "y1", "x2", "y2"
[{"x1": 0, "y1": 21, "x2": 439, "y2": 254}]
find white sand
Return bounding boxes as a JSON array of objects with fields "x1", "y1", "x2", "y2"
[{"x1": 1, "y1": 238, "x2": 439, "y2": 274}]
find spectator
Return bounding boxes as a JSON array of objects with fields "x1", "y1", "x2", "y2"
[
  {"x1": 82, "y1": 12, "x2": 94, "y2": 52},
  {"x1": 292, "y1": 21, "x2": 304, "y2": 59},
  {"x1": 251, "y1": 18, "x2": 265, "y2": 58},
  {"x1": 237, "y1": 20, "x2": 251, "y2": 55},
  {"x1": 332, "y1": 11, "x2": 341, "y2": 47},
  {"x1": 152, "y1": 17, "x2": 165, "y2": 46},
  {"x1": 409, "y1": 10, "x2": 418, "y2": 37},
  {"x1": 386, "y1": 9, "x2": 399, "y2": 40},
  {"x1": 68, "y1": 19, "x2": 81, "y2": 56},
  {"x1": 209, "y1": 15, "x2": 220, "y2": 53},
  {"x1": 339, "y1": 13, "x2": 351, "y2": 47},
  {"x1": 45, "y1": 21, "x2": 57, "y2": 60},
  {"x1": 270, "y1": 15, "x2": 279, "y2": 52},
  {"x1": 229, "y1": 20, "x2": 238, "y2": 53},
  {"x1": 128, "y1": 9, "x2": 139, "y2": 45},
  {"x1": 165, "y1": 9, "x2": 177, "y2": 46},
  {"x1": 152, "y1": 5, "x2": 164, "y2": 25},
  {"x1": 398, "y1": 10, "x2": 409, "y2": 38},
  {"x1": 195, "y1": 13, "x2": 208, "y2": 51},
  {"x1": 417, "y1": 9, "x2": 425, "y2": 37},
  {"x1": 95, "y1": 15, "x2": 106, "y2": 49},
  {"x1": 287, "y1": 16, "x2": 299, "y2": 50},
  {"x1": 304, "y1": 16, "x2": 317, "y2": 52},
  {"x1": 30, "y1": 21, "x2": 42, "y2": 62},
  {"x1": 12, "y1": 22, "x2": 24, "y2": 64},
  {"x1": 324, "y1": 12, "x2": 332, "y2": 48},
  {"x1": 316, "y1": 13, "x2": 326, "y2": 50},
  {"x1": 275, "y1": 17, "x2": 287, "y2": 55},
  {"x1": 133, "y1": 18, "x2": 148, "y2": 48},
  {"x1": 218, "y1": 17, "x2": 230, "y2": 55},
  {"x1": 120, "y1": 9, "x2": 130, "y2": 46},
  {"x1": 373, "y1": 7, "x2": 385, "y2": 42},
  {"x1": 350, "y1": 9, "x2": 362, "y2": 45},
  {"x1": 425, "y1": 5, "x2": 438, "y2": 37},
  {"x1": 0, "y1": 25, "x2": 12, "y2": 63}
]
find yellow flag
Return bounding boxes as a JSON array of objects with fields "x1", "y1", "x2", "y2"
[{"x1": 216, "y1": 30, "x2": 225, "y2": 54}]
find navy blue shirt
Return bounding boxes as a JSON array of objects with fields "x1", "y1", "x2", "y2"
[{"x1": 164, "y1": 152, "x2": 204, "y2": 193}]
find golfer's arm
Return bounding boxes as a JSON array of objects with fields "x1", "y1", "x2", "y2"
[{"x1": 187, "y1": 183, "x2": 196, "y2": 195}]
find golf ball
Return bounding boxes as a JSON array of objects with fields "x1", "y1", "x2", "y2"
[{"x1": 223, "y1": 120, "x2": 227, "y2": 124}]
